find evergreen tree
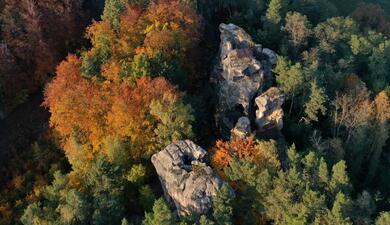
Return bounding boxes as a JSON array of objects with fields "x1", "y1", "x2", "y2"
[
  {"x1": 266, "y1": 0, "x2": 286, "y2": 25},
  {"x1": 304, "y1": 80, "x2": 328, "y2": 122},
  {"x1": 150, "y1": 98, "x2": 194, "y2": 148},
  {"x1": 330, "y1": 161, "x2": 351, "y2": 195},
  {"x1": 143, "y1": 198, "x2": 176, "y2": 225},
  {"x1": 327, "y1": 192, "x2": 353, "y2": 225},
  {"x1": 199, "y1": 215, "x2": 215, "y2": 225},
  {"x1": 139, "y1": 185, "x2": 156, "y2": 212},
  {"x1": 121, "y1": 218, "x2": 130, "y2": 225},
  {"x1": 102, "y1": 0, "x2": 126, "y2": 29},
  {"x1": 274, "y1": 56, "x2": 305, "y2": 115},
  {"x1": 213, "y1": 184, "x2": 234, "y2": 225}
]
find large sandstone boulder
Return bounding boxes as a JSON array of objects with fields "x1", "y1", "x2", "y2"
[
  {"x1": 212, "y1": 23, "x2": 276, "y2": 137},
  {"x1": 255, "y1": 87, "x2": 285, "y2": 132},
  {"x1": 151, "y1": 140, "x2": 233, "y2": 216}
]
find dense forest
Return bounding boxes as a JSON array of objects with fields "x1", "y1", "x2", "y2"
[{"x1": 1, "y1": 0, "x2": 390, "y2": 224}]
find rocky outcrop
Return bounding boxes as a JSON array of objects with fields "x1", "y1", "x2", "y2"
[
  {"x1": 151, "y1": 140, "x2": 233, "y2": 216},
  {"x1": 231, "y1": 116, "x2": 252, "y2": 139},
  {"x1": 255, "y1": 87, "x2": 285, "y2": 132},
  {"x1": 212, "y1": 23, "x2": 283, "y2": 137}
]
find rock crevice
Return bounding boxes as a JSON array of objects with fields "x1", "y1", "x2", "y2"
[{"x1": 212, "y1": 23, "x2": 284, "y2": 137}]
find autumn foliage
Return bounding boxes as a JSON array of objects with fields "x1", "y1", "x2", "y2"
[
  {"x1": 0, "y1": 0, "x2": 89, "y2": 112},
  {"x1": 210, "y1": 137, "x2": 280, "y2": 180},
  {"x1": 42, "y1": 0, "x2": 200, "y2": 169},
  {"x1": 79, "y1": 0, "x2": 201, "y2": 83},
  {"x1": 44, "y1": 55, "x2": 193, "y2": 167}
]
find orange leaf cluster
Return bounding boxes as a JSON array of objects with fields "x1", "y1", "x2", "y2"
[{"x1": 210, "y1": 137, "x2": 280, "y2": 180}]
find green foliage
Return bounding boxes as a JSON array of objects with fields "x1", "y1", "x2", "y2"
[
  {"x1": 376, "y1": 212, "x2": 390, "y2": 225},
  {"x1": 10, "y1": 0, "x2": 390, "y2": 224},
  {"x1": 139, "y1": 185, "x2": 156, "y2": 212},
  {"x1": 328, "y1": 192, "x2": 353, "y2": 225},
  {"x1": 199, "y1": 215, "x2": 215, "y2": 225},
  {"x1": 80, "y1": 47, "x2": 112, "y2": 79},
  {"x1": 21, "y1": 155, "x2": 126, "y2": 225},
  {"x1": 266, "y1": 0, "x2": 287, "y2": 25},
  {"x1": 122, "y1": 218, "x2": 130, "y2": 225},
  {"x1": 285, "y1": 11, "x2": 312, "y2": 48},
  {"x1": 129, "y1": 51, "x2": 188, "y2": 87},
  {"x1": 126, "y1": 164, "x2": 146, "y2": 184},
  {"x1": 274, "y1": 56, "x2": 305, "y2": 115},
  {"x1": 212, "y1": 184, "x2": 234, "y2": 225},
  {"x1": 143, "y1": 198, "x2": 176, "y2": 225},
  {"x1": 102, "y1": 0, "x2": 127, "y2": 29},
  {"x1": 275, "y1": 57, "x2": 304, "y2": 98},
  {"x1": 130, "y1": 53, "x2": 152, "y2": 83},
  {"x1": 314, "y1": 17, "x2": 358, "y2": 54},
  {"x1": 223, "y1": 145, "x2": 370, "y2": 224},
  {"x1": 368, "y1": 40, "x2": 390, "y2": 92},
  {"x1": 304, "y1": 80, "x2": 328, "y2": 122},
  {"x1": 150, "y1": 98, "x2": 194, "y2": 148},
  {"x1": 291, "y1": 0, "x2": 338, "y2": 24},
  {"x1": 56, "y1": 189, "x2": 90, "y2": 224},
  {"x1": 150, "y1": 52, "x2": 188, "y2": 88},
  {"x1": 330, "y1": 161, "x2": 352, "y2": 194}
]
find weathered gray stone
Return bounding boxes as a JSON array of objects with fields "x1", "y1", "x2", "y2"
[
  {"x1": 255, "y1": 87, "x2": 285, "y2": 132},
  {"x1": 262, "y1": 48, "x2": 277, "y2": 66},
  {"x1": 151, "y1": 140, "x2": 233, "y2": 216},
  {"x1": 212, "y1": 23, "x2": 277, "y2": 137},
  {"x1": 231, "y1": 116, "x2": 251, "y2": 139}
]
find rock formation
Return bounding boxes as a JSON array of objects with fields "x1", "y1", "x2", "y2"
[
  {"x1": 255, "y1": 87, "x2": 285, "y2": 132},
  {"x1": 231, "y1": 116, "x2": 252, "y2": 139},
  {"x1": 212, "y1": 23, "x2": 283, "y2": 137},
  {"x1": 151, "y1": 140, "x2": 233, "y2": 216}
]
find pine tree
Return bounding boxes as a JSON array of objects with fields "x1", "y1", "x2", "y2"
[
  {"x1": 121, "y1": 218, "x2": 130, "y2": 225},
  {"x1": 143, "y1": 198, "x2": 176, "y2": 225},
  {"x1": 102, "y1": 0, "x2": 126, "y2": 29},
  {"x1": 304, "y1": 80, "x2": 328, "y2": 122},
  {"x1": 330, "y1": 161, "x2": 351, "y2": 195},
  {"x1": 139, "y1": 185, "x2": 156, "y2": 212},
  {"x1": 328, "y1": 192, "x2": 353, "y2": 225},
  {"x1": 150, "y1": 98, "x2": 194, "y2": 149},
  {"x1": 318, "y1": 158, "x2": 329, "y2": 185},
  {"x1": 266, "y1": 0, "x2": 286, "y2": 25},
  {"x1": 213, "y1": 184, "x2": 234, "y2": 225},
  {"x1": 274, "y1": 57, "x2": 304, "y2": 115}
]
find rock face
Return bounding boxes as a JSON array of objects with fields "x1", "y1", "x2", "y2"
[
  {"x1": 255, "y1": 87, "x2": 285, "y2": 132},
  {"x1": 212, "y1": 23, "x2": 279, "y2": 137},
  {"x1": 151, "y1": 140, "x2": 233, "y2": 216},
  {"x1": 231, "y1": 116, "x2": 252, "y2": 139}
]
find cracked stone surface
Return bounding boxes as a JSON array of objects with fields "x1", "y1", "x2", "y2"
[
  {"x1": 231, "y1": 116, "x2": 252, "y2": 139},
  {"x1": 255, "y1": 87, "x2": 285, "y2": 132},
  {"x1": 212, "y1": 23, "x2": 277, "y2": 137},
  {"x1": 151, "y1": 140, "x2": 233, "y2": 216}
]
